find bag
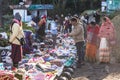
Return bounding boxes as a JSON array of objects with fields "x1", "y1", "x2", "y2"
[
  {"x1": 20, "y1": 38, "x2": 26, "y2": 45},
  {"x1": 16, "y1": 37, "x2": 26, "y2": 45}
]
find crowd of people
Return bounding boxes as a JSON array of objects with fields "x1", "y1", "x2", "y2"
[{"x1": 8, "y1": 10, "x2": 116, "y2": 69}]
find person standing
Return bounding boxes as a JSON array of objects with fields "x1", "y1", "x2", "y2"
[
  {"x1": 98, "y1": 16, "x2": 116, "y2": 63},
  {"x1": 37, "y1": 15, "x2": 47, "y2": 42},
  {"x1": 50, "y1": 18, "x2": 58, "y2": 48},
  {"x1": 94, "y1": 10, "x2": 101, "y2": 25},
  {"x1": 85, "y1": 22, "x2": 100, "y2": 62},
  {"x1": 9, "y1": 13, "x2": 24, "y2": 68},
  {"x1": 67, "y1": 17, "x2": 85, "y2": 68}
]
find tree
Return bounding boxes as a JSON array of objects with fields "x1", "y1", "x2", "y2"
[{"x1": 0, "y1": 0, "x2": 3, "y2": 27}]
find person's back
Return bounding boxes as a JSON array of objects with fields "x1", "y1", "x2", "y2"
[{"x1": 23, "y1": 30, "x2": 33, "y2": 55}]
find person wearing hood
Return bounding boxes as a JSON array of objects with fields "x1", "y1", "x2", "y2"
[
  {"x1": 67, "y1": 17, "x2": 85, "y2": 68},
  {"x1": 98, "y1": 16, "x2": 116, "y2": 63},
  {"x1": 9, "y1": 12, "x2": 24, "y2": 68}
]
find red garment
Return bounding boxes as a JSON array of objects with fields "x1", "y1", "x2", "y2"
[
  {"x1": 10, "y1": 44, "x2": 22, "y2": 63},
  {"x1": 99, "y1": 17, "x2": 116, "y2": 41},
  {"x1": 87, "y1": 24, "x2": 99, "y2": 34},
  {"x1": 87, "y1": 24, "x2": 100, "y2": 44}
]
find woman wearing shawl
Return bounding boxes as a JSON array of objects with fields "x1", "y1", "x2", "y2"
[
  {"x1": 98, "y1": 16, "x2": 116, "y2": 63},
  {"x1": 86, "y1": 22, "x2": 100, "y2": 62},
  {"x1": 9, "y1": 13, "x2": 24, "y2": 68}
]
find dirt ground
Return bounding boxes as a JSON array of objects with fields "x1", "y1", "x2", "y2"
[
  {"x1": 72, "y1": 14, "x2": 120, "y2": 80},
  {"x1": 72, "y1": 62, "x2": 120, "y2": 80},
  {"x1": 72, "y1": 52, "x2": 120, "y2": 80}
]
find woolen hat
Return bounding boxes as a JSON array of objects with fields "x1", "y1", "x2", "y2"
[{"x1": 14, "y1": 13, "x2": 21, "y2": 21}]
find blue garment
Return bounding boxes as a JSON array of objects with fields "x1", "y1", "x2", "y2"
[
  {"x1": 50, "y1": 21, "x2": 58, "y2": 35},
  {"x1": 23, "y1": 30, "x2": 33, "y2": 54}
]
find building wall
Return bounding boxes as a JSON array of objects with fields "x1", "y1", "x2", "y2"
[
  {"x1": 107, "y1": 0, "x2": 120, "y2": 11},
  {"x1": 13, "y1": 9, "x2": 47, "y2": 22},
  {"x1": 13, "y1": 9, "x2": 32, "y2": 22}
]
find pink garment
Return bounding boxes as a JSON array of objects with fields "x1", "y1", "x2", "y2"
[
  {"x1": 99, "y1": 17, "x2": 116, "y2": 41},
  {"x1": 13, "y1": 19, "x2": 22, "y2": 26}
]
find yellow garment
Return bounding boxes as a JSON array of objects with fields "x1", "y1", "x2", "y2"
[
  {"x1": 86, "y1": 43, "x2": 97, "y2": 62},
  {"x1": 9, "y1": 23, "x2": 24, "y2": 45}
]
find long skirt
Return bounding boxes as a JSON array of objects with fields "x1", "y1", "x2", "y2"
[
  {"x1": 99, "y1": 38, "x2": 110, "y2": 63},
  {"x1": 86, "y1": 43, "x2": 97, "y2": 62},
  {"x1": 10, "y1": 44, "x2": 22, "y2": 64}
]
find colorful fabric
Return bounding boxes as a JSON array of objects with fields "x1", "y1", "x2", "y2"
[
  {"x1": 0, "y1": 71, "x2": 14, "y2": 80},
  {"x1": 10, "y1": 44, "x2": 22, "y2": 63},
  {"x1": 99, "y1": 38, "x2": 110, "y2": 63},
  {"x1": 86, "y1": 43, "x2": 97, "y2": 62}
]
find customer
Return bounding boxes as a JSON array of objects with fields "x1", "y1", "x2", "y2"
[
  {"x1": 98, "y1": 16, "x2": 116, "y2": 63},
  {"x1": 9, "y1": 13, "x2": 24, "y2": 68},
  {"x1": 37, "y1": 15, "x2": 47, "y2": 42},
  {"x1": 86, "y1": 22, "x2": 100, "y2": 62},
  {"x1": 67, "y1": 17, "x2": 85, "y2": 68}
]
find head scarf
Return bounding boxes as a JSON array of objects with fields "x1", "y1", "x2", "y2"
[
  {"x1": 99, "y1": 16, "x2": 116, "y2": 40},
  {"x1": 14, "y1": 13, "x2": 21, "y2": 21},
  {"x1": 12, "y1": 13, "x2": 22, "y2": 26}
]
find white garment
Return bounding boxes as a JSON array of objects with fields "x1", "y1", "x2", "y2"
[
  {"x1": 99, "y1": 37, "x2": 108, "y2": 49},
  {"x1": 50, "y1": 21, "x2": 57, "y2": 30},
  {"x1": 50, "y1": 20, "x2": 57, "y2": 34}
]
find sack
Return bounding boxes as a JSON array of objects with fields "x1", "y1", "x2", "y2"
[{"x1": 16, "y1": 37, "x2": 26, "y2": 45}]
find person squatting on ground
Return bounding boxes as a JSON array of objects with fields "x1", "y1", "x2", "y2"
[
  {"x1": 85, "y1": 22, "x2": 100, "y2": 62},
  {"x1": 9, "y1": 13, "x2": 25, "y2": 68},
  {"x1": 67, "y1": 17, "x2": 85, "y2": 68},
  {"x1": 98, "y1": 16, "x2": 116, "y2": 63}
]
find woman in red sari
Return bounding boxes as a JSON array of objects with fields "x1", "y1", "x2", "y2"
[
  {"x1": 98, "y1": 16, "x2": 116, "y2": 63},
  {"x1": 86, "y1": 22, "x2": 100, "y2": 62}
]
